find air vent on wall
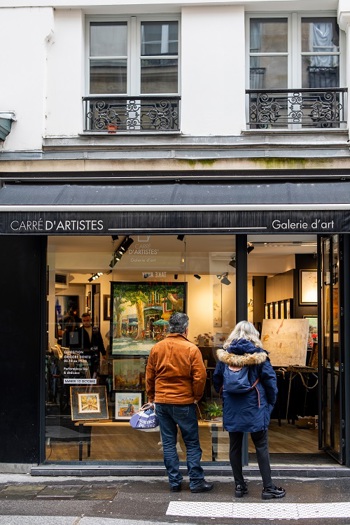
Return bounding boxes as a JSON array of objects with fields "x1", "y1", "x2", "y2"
[{"x1": 55, "y1": 273, "x2": 68, "y2": 289}]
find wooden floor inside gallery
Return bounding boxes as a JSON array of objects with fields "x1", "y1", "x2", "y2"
[{"x1": 45, "y1": 419, "x2": 321, "y2": 463}]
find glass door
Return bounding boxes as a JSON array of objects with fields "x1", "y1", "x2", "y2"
[{"x1": 321, "y1": 235, "x2": 344, "y2": 462}]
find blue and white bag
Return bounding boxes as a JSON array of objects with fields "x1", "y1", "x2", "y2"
[{"x1": 129, "y1": 403, "x2": 159, "y2": 432}]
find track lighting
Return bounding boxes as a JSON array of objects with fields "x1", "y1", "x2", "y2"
[
  {"x1": 194, "y1": 274, "x2": 201, "y2": 280},
  {"x1": 109, "y1": 236, "x2": 134, "y2": 268},
  {"x1": 177, "y1": 235, "x2": 185, "y2": 241},
  {"x1": 247, "y1": 242, "x2": 254, "y2": 254},
  {"x1": 217, "y1": 272, "x2": 231, "y2": 285},
  {"x1": 229, "y1": 255, "x2": 236, "y2": 268},
  {"x1": 88, "y1": 272, "x2": 103, "y2": 282}
]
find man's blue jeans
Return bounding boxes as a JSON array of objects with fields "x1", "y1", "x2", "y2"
[{"x1": 156, "y1": 403, "x2": 204, "y2": 489}]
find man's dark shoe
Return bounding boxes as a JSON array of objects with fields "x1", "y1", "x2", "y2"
[
  {"x1": 170, "y1": 484, "x2": 182, "y2": 492},
  {"x1": 235, "y1": 483, "x2": 248, "y2": 498},
  {"x1": 262, "y1": 485, "x2": 286, "y2": 500},
  {"x1": 190, "y1": 480, "x2": 214, "y2": 493}
]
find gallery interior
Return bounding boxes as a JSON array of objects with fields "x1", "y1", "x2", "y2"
[{"x1": 45, "y1": 232, "x2": 330, "y2": 464}]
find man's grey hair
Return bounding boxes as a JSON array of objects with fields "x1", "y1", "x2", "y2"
[{"x1": 169, "y1": 312, "x2": 189, "y2": 333}]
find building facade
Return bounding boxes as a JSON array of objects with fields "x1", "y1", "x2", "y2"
[{"x1": 0, "y1": 0, "x2": 350, "y2": 473}]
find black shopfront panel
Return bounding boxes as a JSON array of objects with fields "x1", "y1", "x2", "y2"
[{"x1": 0, "y1": 236, "x2": 46, "y2": 464}]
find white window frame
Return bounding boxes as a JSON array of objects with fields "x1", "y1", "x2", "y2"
[
  {"x1": 86, "y1": 15, "x2": 180, "y2": 97},
  {"x1": 246, "y1": 11, "x2": 343, "y2": 90}
]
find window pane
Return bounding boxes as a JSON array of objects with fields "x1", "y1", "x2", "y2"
[
  {"x1": 250, "y1": 18, "x2": 288, "y2": 53},
  {"x1": 302, "y1": 56, "x2": 339, "y2": 88},
  {"x1": 301, "y1": 18, "x2": 339, "y2": 53},
  {"x1": 90, "y1": 59, "x2": 127, "y2": 94},
  {"x1": 250, "y1": 56, "x2": 287, "y2": 89},
  {"x1": 141, "y1": 59, "x2": 178, "y2": 94},
  {"x1": 90, "y1": 22, "x2": 127, "y2": 57},
  {"x1": 141, "y1": 22, "x2": 178, "y2": 56}
]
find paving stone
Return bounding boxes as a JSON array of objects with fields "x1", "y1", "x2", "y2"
[
  {"x1": 0, "y1": 484, "x2": 46, "y2": 500},
  {"x1": 74, "y1": 484, "x2": 119, "y2": 500},
  {"x1": 35, "y1": 484, "x2": 83, "y2": 499}
]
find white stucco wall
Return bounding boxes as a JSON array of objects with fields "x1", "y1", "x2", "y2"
[
  {"x1": 45, "y1": 10, "x2": 84, "y2": 137},
  {"x1": 181, "y1": 5, "x2": 246, "y2": 136},
  {"x1": 0, "y1": 7, "x2": 54, "y2": 150}
]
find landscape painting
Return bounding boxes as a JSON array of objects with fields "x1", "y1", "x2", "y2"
[{"x1": 110, "y1": 282, "x2": 187, "y2": 355}]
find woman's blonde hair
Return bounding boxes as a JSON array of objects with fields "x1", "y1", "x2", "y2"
[{"x1": 223, "y1": 320, "x2": 263, "y2": 349}]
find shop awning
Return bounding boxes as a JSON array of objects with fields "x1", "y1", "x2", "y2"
[
  {"x1": 1, "y1": 181, "x2": 350, "y2": 235},
  {"x1": 0, "y1": 181, "x2": 350, "y2": 212}
]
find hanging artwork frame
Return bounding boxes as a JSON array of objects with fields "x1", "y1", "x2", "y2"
[{"x1": 110, "y1": 281, "x2": 187, "y2": 355}]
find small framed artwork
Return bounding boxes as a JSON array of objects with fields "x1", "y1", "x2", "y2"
[
  {"x1": 279, "y1": 301, "x2": 285, "y2": 320},
  {"x1": 264, "y1": 304, "x2": 269, "y2": 319},
  {"x1": 70, "y1": 386, "x2": 109, "y2": 421},
  {"x1": 299, "y1": 269, "x2": 318, "y2": 305},
  {"x1": 115, "y1": 392, "x2": 142, "y2": 420},
  {"x1": 113, "y1": 356, "x2": 147, "y2": 391},
  {"x1": 103, "y1": 295, "x2": 111, "y2": 321}
]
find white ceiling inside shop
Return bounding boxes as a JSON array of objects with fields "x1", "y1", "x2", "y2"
[{"x1": 48, "y1": 234, "x2": 318, "y2": 284}]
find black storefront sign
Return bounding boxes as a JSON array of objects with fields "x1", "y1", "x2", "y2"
[{"x1": 1, "y1": 209, "x2": 349, "y2": 235}]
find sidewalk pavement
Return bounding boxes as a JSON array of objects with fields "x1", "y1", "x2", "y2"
[{"x1": 1, "y1": 473, "x2": 350, "y2": 525}]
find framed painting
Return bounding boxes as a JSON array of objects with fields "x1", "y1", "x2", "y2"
[
  {"x1": 115, "y1": 392, "x2": 142, "y2": 420},
  {"x1": 299, "y1": 269, "x2": 318, "y2": 305},
  {"x1": 110, "y1": 281, "x2": 187, "y2": 355},
  {"x1": 113, "y1": 356, "x2": 147, "y2": 391},
  {"x1": 103, "y1": 294, "x2": 111, "y2": 321},
  {"x1": 264, "y1": 304, "x2": 269, "y2": 319},
  {"x1": 303, "y1": 315, "x2": 318, "y2": 350},
  {"x1": 70, "y1": 385, "x2": 109, "y2": 421}
]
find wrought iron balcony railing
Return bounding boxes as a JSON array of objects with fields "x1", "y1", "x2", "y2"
[
  {"x1": 83, "y1": 95, "x2": 180, "y2": 133},
  {"x1": 246, "y1": 88, "x2": 347, "y2": 129}
]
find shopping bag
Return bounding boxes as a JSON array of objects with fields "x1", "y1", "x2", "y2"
[{"x1": 129, "y1": 403, "x2": 159, "y2": 431}]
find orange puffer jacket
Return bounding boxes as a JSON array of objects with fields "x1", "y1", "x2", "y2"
[{"x1": 146, "y1": 333, "x2": 207, "y2": 404}]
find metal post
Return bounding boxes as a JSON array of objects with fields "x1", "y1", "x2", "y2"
[{"x1": 236, "y1": 235, "x2": 249, "y2": 465}]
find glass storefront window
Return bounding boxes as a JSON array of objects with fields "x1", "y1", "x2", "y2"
[{"x1": 46, "y1": 234, "x2": 236, "y2": 462}]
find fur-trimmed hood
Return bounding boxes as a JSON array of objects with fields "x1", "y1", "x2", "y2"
[{"x1": 216, "y1": 340, "x2": 267, "y2": 368}]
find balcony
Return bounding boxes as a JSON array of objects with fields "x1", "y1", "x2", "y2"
[
  {"x1": 246, "y1": 88, "x2": 347, "y2": 130},
  {"x1": 83, "y1": 95, "x2": 180, "y2": 133}
]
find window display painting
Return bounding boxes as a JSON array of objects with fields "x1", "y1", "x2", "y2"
[
  {"x1": 115, "y1": 392, "x2": 142, "y2": 420},
  {"x1": 213, "y1": 283, "x2": 222, "y2": 327},
  {"x1": 261, "y1": 319, "x2": 309, "y2": 367},
  {"x1": 110, "y1": 281, "x2": 187, "y2": 355},
  {"x1": 299, "y1": 269, "x2": 318, "y2": 305},
  {"x1": 70, "y1": 386, "x2": 109, "y2": 421},
  {"x1": 113, "y1": 357, "x2": 147, "y2": 391}
]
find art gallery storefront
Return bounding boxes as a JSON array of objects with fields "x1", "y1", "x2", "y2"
[{"x1": 0, "y1": 179, "x2": 350, "y2": 473}]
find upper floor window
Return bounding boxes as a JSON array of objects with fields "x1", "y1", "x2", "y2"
[
  {"x1": 249, "y1": 15, "x2": 340, "y2": 89},
  {"x1": 88, "y1": 18, "x2": 179, "y2": 95}
]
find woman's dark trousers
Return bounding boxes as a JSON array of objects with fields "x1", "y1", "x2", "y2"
[{"x1": 229, "y1": 430, "x2": 273, "y2": 488}]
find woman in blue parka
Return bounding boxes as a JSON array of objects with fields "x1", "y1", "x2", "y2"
[{"x1": 213, "y1": 320, "x2": 286, "y2": 500}]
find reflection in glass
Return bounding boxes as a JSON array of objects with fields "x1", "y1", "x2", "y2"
[{"x1": 90, "y1": 59, "x2": 127, "y2": 94}]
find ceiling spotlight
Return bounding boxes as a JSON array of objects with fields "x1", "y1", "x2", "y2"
[
  {"x1": 247, "y1": 242, "x2": 254, "y2": 254},
  {"x1": 217, "y1": 272, "x2": 231, "y2": 285},
  {"x1": 174, "y1": 274, "x2": 178, "y2": 280},
  {"x1": 143, "y1": 273, "x2": 153, "y2": 279},
  {"x1": 88, "y1": 272, "x2": 103, "y2": 282},
  {"x1": 229, "y1": 255, "x2": 236, "y2": 268},
  {"x1": 177, "y1": 235, "x2": 185, "y2": 241},
  {"x1": 111, "y1": 235, "x2": 119, "y2": 241},
  {"x1": 194, "y1": 274, "x2": 201, "y2": 280}
]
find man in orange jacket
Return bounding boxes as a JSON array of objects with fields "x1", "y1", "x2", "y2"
[{"x1": 146, "y1": 312, "x2": 214, "y2": 493}]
